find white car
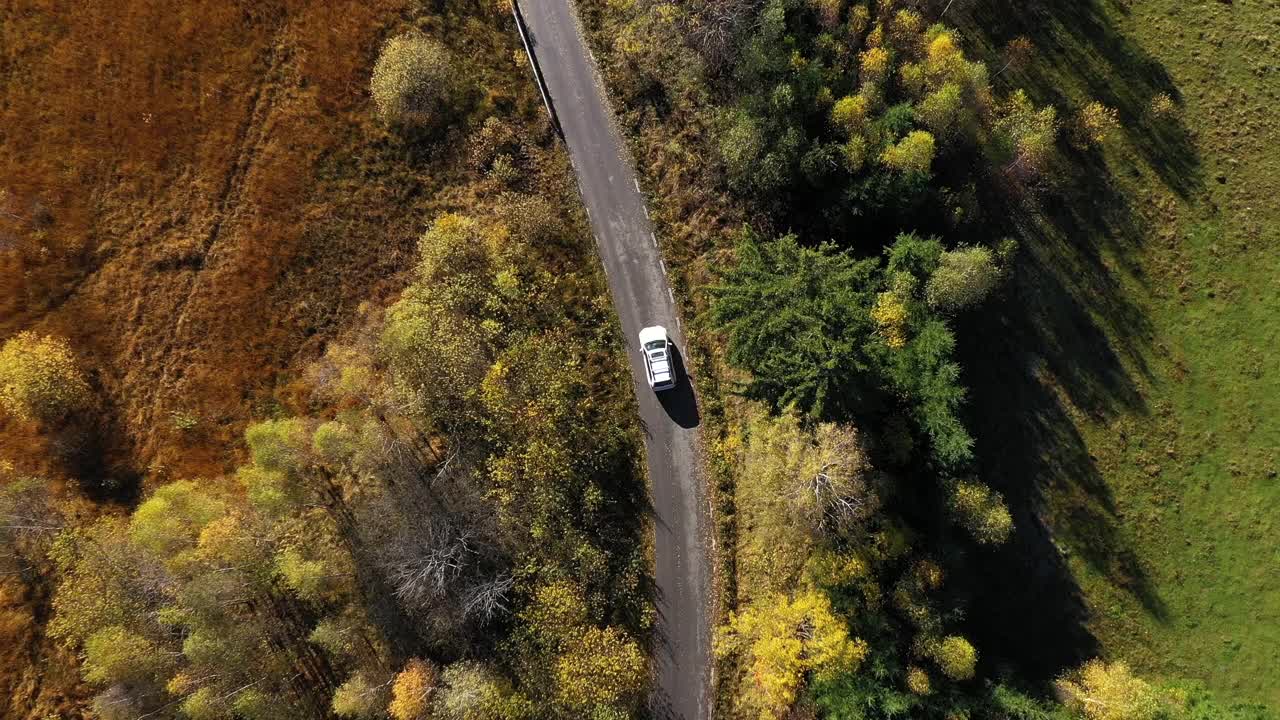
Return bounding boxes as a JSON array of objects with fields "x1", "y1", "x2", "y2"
[{"x1": 639, "y1": 325, "x2": 676, "y2": 392}]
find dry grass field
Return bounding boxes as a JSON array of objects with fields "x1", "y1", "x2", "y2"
[{"x1": 0, "y1": 1, "x2": 543, "y2": 714}]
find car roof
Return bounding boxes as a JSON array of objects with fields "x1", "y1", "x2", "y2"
[
  {"x1": 639, "y1": 326, "x2": 668, "y2": 345},
  {"x1": 651, "y1": 358, "x2": 671, "y2": 378}
]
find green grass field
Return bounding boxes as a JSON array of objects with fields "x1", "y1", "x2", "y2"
[{"x1": 956, "y1": 0, "x2": 1280, "y2": 707}]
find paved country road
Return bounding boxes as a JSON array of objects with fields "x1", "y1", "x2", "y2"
[{"x1": 514, "y1": 2, "x2": 712, "y2": 718}]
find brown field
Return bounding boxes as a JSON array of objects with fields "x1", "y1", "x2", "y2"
[{"x1": 0, "y1": 1, "x2": 542, "y2": 714}]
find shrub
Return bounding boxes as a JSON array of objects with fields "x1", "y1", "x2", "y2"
[
  {"x1": 0, "y1": 332, "x2": 92, "y2": 423},
  {"x1": 1058, "y1": 660, "x2": 1166, "y2": 720},
  {"x1": 1072, "y1": 101, "x2": 1120, "y2": 148},
  {"x1": 949, "y1": 481, "x2": 1013, "y2": 545},
  {"x1": 906, "y1": 666, "x2": 932, "y2": 695},
  {"x1": 881, "y1": 130, "x2": 936, "y2": 174},
  {"x1": 1149, "y1": 92, "x2": 1179, "y2": 121},
  {"x1": 389, "y1": 659, "x2": 437, "y2": 720},
  {"x1": 333, "y1": 672, "x2": 389, "y2": 719},
  {"x1": 932, "y1": 635, "x2": 977, "y2": 681},
  {"x1": 717, "y1": 590, "x2": 868, "y2": 718},
  {"x1": 370, "y1": 33, "x2": 459, "y2": 127},
  {"x1": 925, "y1": 245, "x2": 1001, "y2": 312}
]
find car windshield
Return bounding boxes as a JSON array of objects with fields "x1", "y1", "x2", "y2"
[{"x1": 644, "y1": 340, "x2": 666, "y2": 352}]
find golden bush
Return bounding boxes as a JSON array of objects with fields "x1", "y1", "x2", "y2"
[
  {"x1": 0, "y1": 332, "x2": 91, "y2": 423},
  {"x1": 370, "y1": 33, "x2": 459, "y2": 127}
]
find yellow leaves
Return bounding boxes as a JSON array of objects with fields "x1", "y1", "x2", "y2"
[
  {"x1": 370, "y1": 32, "x2": 459, "y2": 127},
  {"x1": 917, "y1": 82, "x2": 964, "y2": 136},
  {"x1": 719, "y1": 590, "x2": 868, "y2": 719},
  {"x1": 554, "y1": 627, "x2": 647, "y2": 711},
  {"x1": 948, "y1": 481, "x2": 1013, "y2": 545},
  {"x1": 519, "y1": 582, "x2": 646, "y2": 713},
  {"x1": 880, "y1": 130, "x2": 936, "y2": 174},
  {"x1": 83, "y1": 625, "x2": 167, "y2": 686},
  {"x1": 389, "y1": 659, "x2": 438, "y2": 720},
  {"x1": 1149, "y1": 92, "x2": 1178, "y2": 121},
  {"x1": 859, "y1": 46, "x2": 891, "y2": 85},
  {"x1": 417, "y1": 213, "x2": 487, "y2": 284},
  {"x1": 843, "y1": 134, "x2": 870, "y2": 173},
  {"x1": 906, "y1": 666, "x2": 932, "y2": 695},
  {"x1": 1058, "y1": 660, "x2": 1168, "y2": 720},
  {"x1": 806, "y1": 549, "x2": 869, "y2": 586},
  {"x1": 0, "y1": 331, "x2": 92, "y2": 423},
  {"x1": 831, "y1": 94, "x2": 870, "y2": 135},
  {"x1": 931, "y1": 635, "x2": 977, "y2": 680},
  {"x1": 129, "y1": 481, "x2": 227, "y2": 561},
  {"x1": 1073, "y1": 100, "x2": 1120, "y2": 148},
  {"x1": 889, "y1": 9, "x2": 925, "y2": 53},
  {"x1": 925, "y1": 31, "x2": 966, "y2": 84},
  {"x1": 871, "y1": 291, "x2": 910, "y2": 349}
]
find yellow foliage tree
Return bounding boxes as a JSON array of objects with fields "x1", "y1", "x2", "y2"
[
  {"x1": 389, "y1": 658, "x2": 438, "y2": 720},
  {"x1": 859, "y1": 47, "x2": 891, "y2": 85},
  {"x1": 880, "y1": 130, "x2": 936, "y2": 174},
  {"x1": 0, "y1": 332, "x2": 92, "y2": 423},
  {"x1": 370, "y1": 32, "x2": 460, "y2": 127},
  {"x1": 1058, "y1": 660, "x2": 1168, "y2": 720},
  {"x1": 554, "y1": 626, "x2": 648, "y2": 713},
  {"x1": 1073, "y1": 101, "x2": 1121, "y2": 148},
  {"x1": 948, "y1": 480, "x2": 1013, "y2": 545},
  {"x1": 717, "y1": 590, "x2": 868, "y2": 719},
  {"x1": 831, "y1": 94, "x2": 871, "y2": 135},
  {"x1": 906, "y1": 666, "x2": 932, "y2": 695},
  {"x1": 931, "y1": 635, "x2": 977, "y2": 681},
  {"x1": 871, "y1": 290, "x2": 910, "y2": 349}
]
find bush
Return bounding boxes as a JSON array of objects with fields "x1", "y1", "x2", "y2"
[
  {"x1": 371, "y1": 33, "x2": 460, "y2": 127},
  {"x1": 333, "y1": 672, "x2": 389, "y2": 719},
  {"x1": 949, "y1": 481, "x2": 1013, "y2": 545},
  {"x1": 389, "y1": 659, "x2": 437, "y2": 720},
  {"x1": 0, "y1": 332, "x2": 92, "y2": 423},
  {"x1": 881, "y1": 130, "x2": 936, "y2": 174},
  {"x1": 932, "y1": 635, "x2": 977, "y2": 681},
  {"x1": 926, "y1": 245, "x2": 1001, "y2": 312},
  {"x1": 1058, "y1": 660, "x2": 1166, "y2": 720},
  {"x1": 1072, "y1": 101, "x2": 1120, "y2": 149}
]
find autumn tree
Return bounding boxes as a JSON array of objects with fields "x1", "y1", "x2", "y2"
[
  {"x1": 0, "y1": 474, "x2": 62, "y2": 578},
  {"x1": 1058, "y1": 660, "x2": 1168, "y2": 720},
  {"x1": 437, "y1": 662, "x2": 531, "y2": 720},
  {"x1": 333, "y1": 671, "x2": 392, "y2": 719},
  {"x1": 0, "y1": 332, "x2": 92, "y2": 423},
  {"x1": 882, "y1": 130, "x2": 937, "y2": 175},
  {"x1": 948, "y1": 480, "x2": 1013, "y2": 545},
  {"x1": 554, "y1": 627, "x2": 648, "y2": 714},
  {"x1": 925, "y1": 244, "x2": 1002, "y2": 312},
  {"x1": 371, "y1": 33, "x2": 462, "y2": 127},
  {"x1": 1072, "y1": 101, "x2": 1121, "y2": 149},
  {"x1": 389, "y1": 659, "x2": 438, "y2": 720},
  {"x1": 996, "y1": 89, "x2": 1058, "y2": 180},
  {"x1": 718, "y1": 589, "x2": 868, "y2": 719},
  {"x1": 930, "y1": 635, "x2": 978, "y2": 681}
]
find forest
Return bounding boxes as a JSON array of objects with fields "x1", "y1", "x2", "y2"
[{"x1": 2, "y1": 0, "x2": 1278, "y2": 718}]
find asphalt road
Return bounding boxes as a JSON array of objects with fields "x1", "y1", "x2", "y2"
[{"x1": 514, "y1": 2, "x2": 711, "y2": 718}]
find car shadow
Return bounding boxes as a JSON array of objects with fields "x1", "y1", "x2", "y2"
[{"x1": 657, "y1": 344, "x2": 701, "y2": 429}]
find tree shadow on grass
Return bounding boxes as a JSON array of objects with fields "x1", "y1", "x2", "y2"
[
  {"x1": 954, "y1": 231, "x2": 1168, "y2": 682},
  {"x1": 944, "y1": 0, "x2": 1199, "y2": 684},
  {"x1": 956, "y1": 0, "x2": 1204, "y2": 200}
]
